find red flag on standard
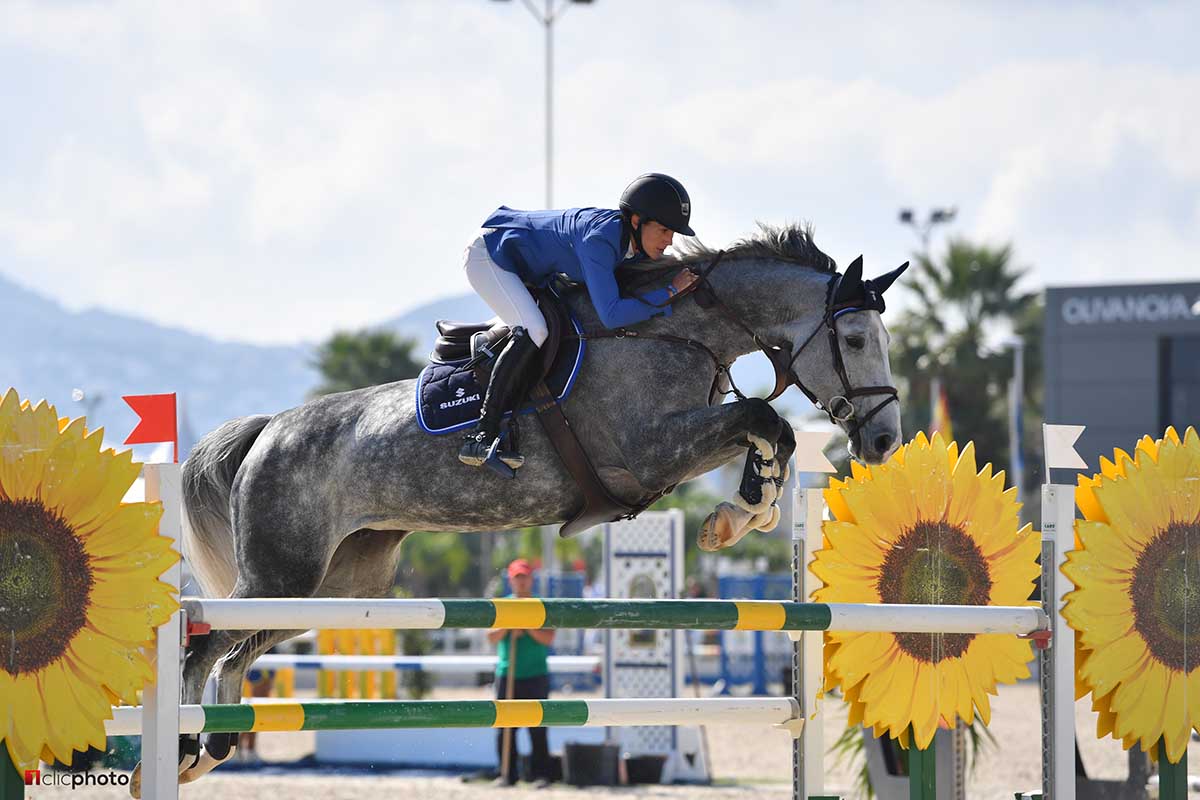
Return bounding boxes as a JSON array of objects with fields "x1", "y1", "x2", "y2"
[{"x1": 123, "y1": 393, "x2": 178, "y2": 463}]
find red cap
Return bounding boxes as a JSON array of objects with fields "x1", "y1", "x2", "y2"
[{"x1": 507, "y1": 558, "x2": 533, "y2": 578}]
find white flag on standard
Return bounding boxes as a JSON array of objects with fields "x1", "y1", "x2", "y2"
[
  {"x1": 1042, "y1": 424, "x2": 1088, "y2": 471},
  {"x1": 794, "y1": 431, "x2": 838, "y2": 474}
]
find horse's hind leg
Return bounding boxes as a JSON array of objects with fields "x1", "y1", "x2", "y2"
[
  {"x1": 168, "y1": 514, "x2": 338, "y2": 788},
  {"x1": 181, "y1": 529, "x2": 410, "y2": 783},
  {"x1": 176, "y1": 628, "x2": 306, "y2": 783}
]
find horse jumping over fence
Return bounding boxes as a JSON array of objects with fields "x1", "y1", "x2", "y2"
[{"x1": 136, "y1": 224, "x2": 907, "y2": 789}]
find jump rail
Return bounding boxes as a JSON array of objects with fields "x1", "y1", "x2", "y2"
[
  {"x1": 183, "y1": 597, "x2": 1049, "y2": 635},
  {"x1": 106, "y1": 697, "x2": 801, "y2": 736},
  {"x1": 253, "y1": 653, "x2": 601, "y2": 673}
]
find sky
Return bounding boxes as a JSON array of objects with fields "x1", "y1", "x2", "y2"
[{"x1": 2, "y1": 1, "x2": 1198, "y2": 345}]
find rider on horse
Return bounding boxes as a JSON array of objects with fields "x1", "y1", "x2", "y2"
[{"x1": 459, "y1": 173, "x2": 701, "y2": 473}]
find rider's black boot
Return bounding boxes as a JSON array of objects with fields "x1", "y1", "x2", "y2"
[{"x1": 458, "y1": 327, "x2": 541, "y2": 477}]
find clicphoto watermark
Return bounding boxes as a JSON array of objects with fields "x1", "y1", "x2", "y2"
[{"x1": 24, "y1": 769, "x2": 131, "y2": 788}]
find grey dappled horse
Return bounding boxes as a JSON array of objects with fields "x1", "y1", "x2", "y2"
[{"x1": 139, "y1": 225, "x2": 906, "y2": 789}]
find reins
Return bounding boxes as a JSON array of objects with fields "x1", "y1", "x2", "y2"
[{"x1": 583, "y1": 251, "x2": 901, "y2": 450}]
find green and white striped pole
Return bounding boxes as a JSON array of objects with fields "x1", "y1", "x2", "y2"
[
  {"x1": 106, "y1": 697, "x2": 802, "y2": 736},
  {"x1": 183, "y1": 597, "x2": 1048, "y2": 636}
]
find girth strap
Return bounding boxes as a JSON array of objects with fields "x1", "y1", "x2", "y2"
[{"x1": 529, "y1": 380, "x2": 654, "y2": 538}]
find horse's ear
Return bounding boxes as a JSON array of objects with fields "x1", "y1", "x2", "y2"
[
  {"x1": 834, "y1": 256, "x2": 864, "y2": 304},
  {"x1": 872, "y1": 261, "x2": 909, "y2": 295}
]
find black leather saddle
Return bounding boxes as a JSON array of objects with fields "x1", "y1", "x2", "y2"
[{"x1": 431, "y1": 288, "x2": 567, "y2": 378}]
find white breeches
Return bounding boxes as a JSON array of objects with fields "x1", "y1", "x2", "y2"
[{"x1": 462, "y1": 232, "x2": 549, "y2": 347}]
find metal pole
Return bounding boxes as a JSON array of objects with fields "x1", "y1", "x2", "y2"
[
  {"x1": 1009, "y1": 339, "x2": 1026, "y2": 507},
  {"x1": 544, "y1": 0, "x2": 553, "y2": 206}
]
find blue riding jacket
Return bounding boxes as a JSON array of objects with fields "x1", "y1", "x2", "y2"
[{"x1": 481, "y1": 206, "x2": 673, "y2": 329}]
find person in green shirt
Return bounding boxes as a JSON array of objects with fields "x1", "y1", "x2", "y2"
[{"x1": 487, "y1": 558, "x2": 555, "y2": 787}]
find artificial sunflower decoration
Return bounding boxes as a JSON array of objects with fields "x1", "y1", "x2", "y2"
[
  {"x1": 1063, "y1": 426, "x2": 1199, "y2": 764},
  {"x1": 813, "y1": 432, "x2": 1040, "y2": 749},
  {"x1": 0, "y1": 388, "x2": 179, "y2": 771}
]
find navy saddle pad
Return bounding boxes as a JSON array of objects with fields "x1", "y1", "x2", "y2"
[{"x1": 415, "y1": 313, "x2": 585, "y2": 435}]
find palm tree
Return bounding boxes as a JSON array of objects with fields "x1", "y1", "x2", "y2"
[{"x1": 891, "y1": 239, "x2": 1041, "y2": 483}]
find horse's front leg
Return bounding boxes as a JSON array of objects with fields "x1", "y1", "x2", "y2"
[
  {"x1": 627, "y1": 397, "x2": 783, "y2": 482},
  {"x1": 734, "y1": 411, "x2": 796, "y2": 513},
  {"x1": 626, "y1": 398, "x2": 790, "y2": 550}
]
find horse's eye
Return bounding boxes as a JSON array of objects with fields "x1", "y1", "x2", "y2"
[{"x1": 846, "y1": 335, "x2": 866, "y2": 350}]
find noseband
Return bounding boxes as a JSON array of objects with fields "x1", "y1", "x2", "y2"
[{"x1": 687, "y1": 254, "x2": 900, "y2": 452}]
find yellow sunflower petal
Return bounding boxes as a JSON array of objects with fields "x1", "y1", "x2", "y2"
[
  {"x1": 39, "y1": 661, "x2": 106, "y2": 765},
  {"x1": 0, "y1": 399, "x2": 60, "y2": 501},
  {"x1": 902, "y1": 435, "x2": 952, "y2": 519},
  {"x1": 1160, "y1": 671, "x2": 1190, "y2": 764},
  {"x1": 946, "y1": 442, "x2": 982, "y2": 527},
  {"x1": 841, "y1": 483, "x2": 914, "y2": 546},
  {"x1": 824, "y1": 478, "x2": 855, "y2": 523},
  {"x1": 1095, "y1": 696, "x2": 1118, "y2": 741},
  {"x1": 80, "y1": 502, "x2": 165, "y2": 557},
  {"x1": 827, "y1": 633, "x2": 896, "y2": 686},
  {"x1": 7, "y1": 674, "x2": 50, "y2": 769},
  {"x1": 910, "y1": 661, "x2": 942, "y2": 749},
  {"x1": 60, "y1": 448, "x2": 142, "y2": 529},
  {"x1": 821, "y1": 521, "x2": 889, "y2": 567},
  {"x1": 864, "y1": 653, "x2": 916, "y2": 731},
  {"x1": 1075, "y1": 474, "x2": 1106, "y2": 523},
  {"x1": 1073, "y1": 520, "x2": 1138, "y2": 568},
  {"x1": 61, "y1": 654, "x2": 122, "y2": 722},
  {"x1": 1188, "y1": 668, "x2": 1200, "y2": 741},
  {"x1": 1122, "y1": 660, "x2": 1169, "y2": 745}
]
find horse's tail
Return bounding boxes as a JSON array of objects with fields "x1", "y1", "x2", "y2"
[{"x1": 181, "y1": 414, "x2": 273, "y2": 598}]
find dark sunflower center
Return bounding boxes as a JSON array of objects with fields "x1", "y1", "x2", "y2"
[
  {"x1": 876, "y1": 519, "x2": 993, "y2": 663},
  {"x1": 1131, "y1": 520, "x2": 1199, "y2": 672},
  {"x1": 0, "y1": 498, "x2": 93, "y2": 674}
]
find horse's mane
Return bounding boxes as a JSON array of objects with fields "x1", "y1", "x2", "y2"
[
  {"x1": 673, "y1": 222, "x2": 837, "y2": 272},
  {"x1": 615, "y1": 222, "x2": 837, "y2": 294}
]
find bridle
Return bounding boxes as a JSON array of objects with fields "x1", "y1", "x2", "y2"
[{"x1": 683, "y1": 252, "x2": 901, "y2": 451}]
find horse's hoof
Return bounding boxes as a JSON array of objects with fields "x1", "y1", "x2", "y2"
[
  {"x1": 698, "y1": 503, "x2": 757, "y2": 551},
  {"x1": 179, "y1": 746, "x2": 235, "y2": 785},
  {"x1": 698, "y1": 510, "x2": 727, "y2": 552},
  {"x1": 753, "y1": 503, "x2": 781, "y2": 533}
]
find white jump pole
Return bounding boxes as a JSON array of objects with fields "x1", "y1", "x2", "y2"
[
  {"x1": 181, "y1": 597, "x2": 1046, "y2": 634},
  {"x1": 107, "y1": 697, "x2": 802, "y2": 737},
  {"x1": 1041, "y1": 483, "x2": 1077, "y2": 800},
  {"x1": 1040, "y1": 423, "x2": 1086, "y2": 800},
  {"x1": 252, "y1": 653, "x2": 601, "y2": 673},
  {"x1": 141, "y1": 464, "x2": 183, "y2": 800},
  {"x1": 792, "y1": 485, "x2": 826, "y2": 800}
]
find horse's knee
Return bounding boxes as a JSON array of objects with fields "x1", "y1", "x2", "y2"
[
  {"x1": 774, "y1": 418, "x2": 796, "y2": 463},
  {"x1": 741, "y1": 398, "x2": 782, "y2": 442}
]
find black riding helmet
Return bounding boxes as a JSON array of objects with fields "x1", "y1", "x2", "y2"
[{"x1": 619, "y1": 173, "x2": 696, "y2": 242}]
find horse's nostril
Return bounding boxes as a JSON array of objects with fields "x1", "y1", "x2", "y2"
[{"x1": 874, "y1": 433, "x2": 895, "y2": 454}]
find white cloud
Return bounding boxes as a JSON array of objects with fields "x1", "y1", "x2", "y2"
[{"x1": 0, "y1": 1, "x2": 1197, "y2": 343}]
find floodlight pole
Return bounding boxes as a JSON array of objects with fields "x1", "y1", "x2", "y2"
[
  {"x1": 498, "y1": 0, "x2": 592, "y2": 207},
  {"x1": 898, "y1": 206, "x2": 958, "y2": 258}
]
